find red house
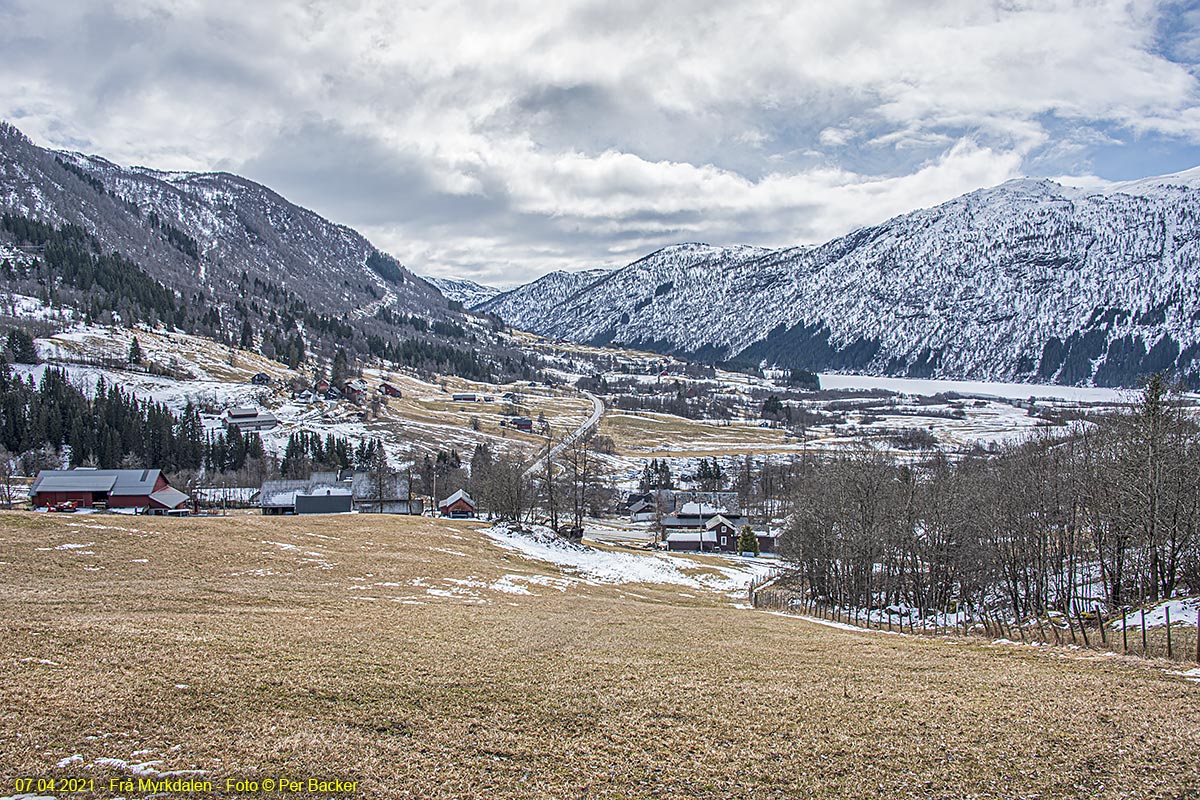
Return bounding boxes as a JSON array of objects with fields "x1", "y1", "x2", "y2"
[
  {"x1": 379, "y1": 381, "x2": 403, "y2": 398},
  {"x1": 30, "y1": 469, "x2": 191, "y2": 514},
  {"x1": 437, "y1": 489, "x2": 476, "y2": 519}
]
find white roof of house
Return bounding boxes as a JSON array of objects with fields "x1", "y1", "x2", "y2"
[
  {"x1": 438, "y1": 489, "x2": 475, "y2": 508},
  {"x1": 678, "y1": 501, "x2": 721, "y2": 516},
  {"x1": 666, "y1": 529, "x2": 717, "y2": 543},
  {"x1": 705, "y1": 514, "x2": 735, "y2": 530}
]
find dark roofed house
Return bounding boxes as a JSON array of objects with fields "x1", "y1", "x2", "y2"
[
  {"x1": 30, "y1": 468, "x2": 190, "y2": 514},
  {"x1": 251, "y1": 372, "x2": 272, "y2": 386}
]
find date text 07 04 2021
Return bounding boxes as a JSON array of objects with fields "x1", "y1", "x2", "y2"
[{"x1": 13, "y1": 776, "x2": 360, "y2": 794}]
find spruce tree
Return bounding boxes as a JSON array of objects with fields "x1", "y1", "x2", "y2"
[{"x1": 128, "y1": 336, "x2": 142, "y2": 365}]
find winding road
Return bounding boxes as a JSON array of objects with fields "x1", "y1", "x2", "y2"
[{"x1": 522, "y1": 390, "x2": 605, "y2": 479}]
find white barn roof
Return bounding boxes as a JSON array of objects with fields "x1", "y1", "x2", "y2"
[{"x1": 438, "y1": 489, "x2": 475, "y2": 509}]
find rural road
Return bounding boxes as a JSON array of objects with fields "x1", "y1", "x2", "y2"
[{"x1": 522, "y1": 390, "x2": 605, "y2": 479}]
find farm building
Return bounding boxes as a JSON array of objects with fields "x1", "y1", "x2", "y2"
[
  {"x1": 259, "y1": 473, "x2": 351, "y2": 515},
  {"x1": 30, "y1": 469, "x2": 191, "y2": 514},
  {"x1": 659, "y1": 501, "x2": 744, "y2": 532},
  {"x1": 452, "y1": 393, "x2": 478, "y2": 402},
  {"x1": 438, "y1": 489, "x2": 476, "y2": 518},
  {"x1": 666, "y1": 517, "x2": 780, "y2": 555},
  {"x1": 665, "y1": 529, "x2": 718, "y2": 552},
  {"x1": 351, "y1": 472, "x2": 423, "y2": 514},
  {"x1": 342, "y1": 379, "x2": 369, "y2": 403},
  {"x1": 250, "y1": 372, "x2": 272, "y2": 386},
  {"x1": 629, "y1": 499, "x2": 656, "y2": 522},
  {"x1": 221, "y1": 407, "x2": 279, "y2": 432},
  {"x1": 508, "y1": 416, "x2": 533, "y2": 432},
  {"x1": 295, "y1": 487, "x2": 352, "y2": 514},
  {"x1": 379, "y1": 382, "x2": 403, "y2": 398}
]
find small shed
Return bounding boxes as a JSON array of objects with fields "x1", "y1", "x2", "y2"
[
  {"x1": 438, "y1": 489, "x2": 477, "y2": 519},
  {"x1": 379, "y1": 381, "x2": 403, "y2": 398}
]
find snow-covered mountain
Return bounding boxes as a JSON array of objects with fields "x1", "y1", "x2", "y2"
[
  {"x1": 482, "y1": 177, "x2": 1200, "y2": 388},
  {"x1": 478, "y1": 268, "x2": 612, "y2": 327},
  {"x1": 0, "y1": 121, "x2": 454, "y2": 336},
  {"x1": 422, "y1": 276, "x2": 502, "y2": 309}
]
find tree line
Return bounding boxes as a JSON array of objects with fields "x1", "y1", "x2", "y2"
[{"x1": 780, "y1": 375, "x2": 1200, "y2": 620}]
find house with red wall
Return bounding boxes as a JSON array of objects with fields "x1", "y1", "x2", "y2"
[{"x1": 30, "y1": 469, "x2": 190, "y2": 514}]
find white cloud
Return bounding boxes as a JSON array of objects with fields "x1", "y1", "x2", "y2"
[{"x1": 1, "y1": 0, "x2": 1198, "y2": 285}]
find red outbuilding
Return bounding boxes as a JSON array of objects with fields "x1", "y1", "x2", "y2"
[{"x1": 30, "y1": 469, "x2": 191, "y2": 514}]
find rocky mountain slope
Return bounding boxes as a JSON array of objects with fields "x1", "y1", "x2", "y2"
[
  {"x1": 483, "y1": 178, "x2": 1200, "y2": 388},
  {"x1": 479, "y1": 268, "x2": 611, "y2": 323},
  {"x1": 423, "y1": 276, "x2": 502, "y2": 309},
  {"x1": 0, "y1": 122, "x2": 532, "y2": 379}
]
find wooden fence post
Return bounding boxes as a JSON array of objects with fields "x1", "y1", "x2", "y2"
[
  {"x1": 1165, "y1": 606, "x2": 1172, "y2": 660},
  {"x1": 1075, "y1": 608, "x2": 1089, "y2": 648},
  {"x1": 1095, "y1": 604, "x2": 1107, "y2": 646},
  {"x1": 1141, "y1": 609, "x2": 1148, "y2": 656},
  {"x1": 1122, "y1": 609, "x2": 1128, "y2": 653}
]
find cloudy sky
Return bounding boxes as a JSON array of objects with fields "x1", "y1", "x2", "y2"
[{"x1": 3, "y1": 1, "x2": 1200, "y2": 285}]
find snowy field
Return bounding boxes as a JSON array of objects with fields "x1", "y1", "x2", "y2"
[{"x1": 816, "y1": 372, "x2": 1136, "y2": 403}]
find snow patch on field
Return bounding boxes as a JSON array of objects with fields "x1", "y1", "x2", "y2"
[{"x1": 484, "y1": 523, "x2": 770, "y2": 594}]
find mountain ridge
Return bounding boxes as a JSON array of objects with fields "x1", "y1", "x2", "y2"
[{"x1": 482, "y1": 172, "x2": 1200, "y2": 388}]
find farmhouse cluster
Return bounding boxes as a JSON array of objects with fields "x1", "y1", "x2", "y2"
[{"x1": 626, "y1": 490, "x2": 779, "y2": 553}]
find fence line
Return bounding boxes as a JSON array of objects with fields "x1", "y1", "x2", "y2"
[{"x1": 749, "y1": 586, "x2": 1200, "y2": 666}]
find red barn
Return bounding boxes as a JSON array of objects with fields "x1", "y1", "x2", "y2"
[
  {"x1": 30, "y1": 469, "x2": 190, "y2": 514},
  {"x1": 437, "y1": 489, "x2": 476, "y2": 519}
]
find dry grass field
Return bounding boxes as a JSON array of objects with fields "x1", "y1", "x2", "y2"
[{"x1": 2, "y1": 511, "x2": 1200, "y2": 799}]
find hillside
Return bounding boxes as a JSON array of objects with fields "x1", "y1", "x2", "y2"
[
  {"x1": 422, "y1": 275, "x2": 502, "y2": 309},
  {"x1": 479, "y1": 267, "x2": 612, "y2": 325},
  {"x1": 4, "y1": 511, "x2": 1198, "y2": 799},
  {"x1": 484, "y1": 178, "x2": 1200, "y2": 388},
  {"x1": 0, "y1": 122, "x2": 533, "y2": 380}
]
